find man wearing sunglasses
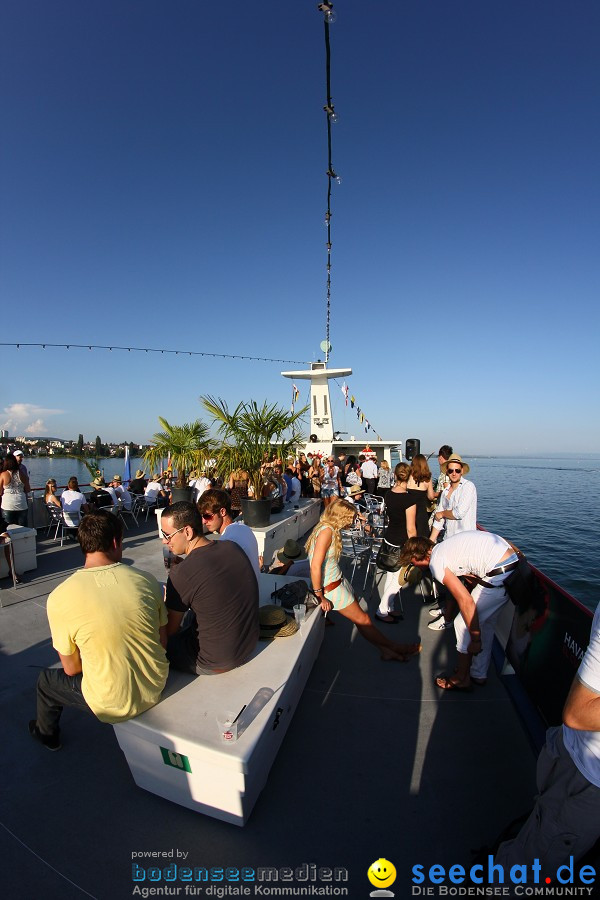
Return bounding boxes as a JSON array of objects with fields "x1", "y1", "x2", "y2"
[
  {"x1": 197, "y1": 489, "x2": 260, "y2": 581},
  {"x1": 430, "y1": 453, "x2": 477, "y2": 543},
  {"x1": 162, "y1": 502, "x2": 259, "y2": 676}
]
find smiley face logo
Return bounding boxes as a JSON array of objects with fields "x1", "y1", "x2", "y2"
[{"x1": 367, "y1": 858, "x2": 397, "y2": 889}]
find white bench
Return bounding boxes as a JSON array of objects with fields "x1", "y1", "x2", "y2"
[{"x1": 113, "y1": 574, "x2": 324, "y2": 826}]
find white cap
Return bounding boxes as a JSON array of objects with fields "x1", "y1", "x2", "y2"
[{"x1": 13, "y1": 449, "x2": 24, "y2": 457}]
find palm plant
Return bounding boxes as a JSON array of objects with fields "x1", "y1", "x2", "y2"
[
  {"x1": 200, "y1": 396, "x2": 307, "y2": 499},
  {"x1": 144, "y1": 418, "x2": 213, "y2": 488}
]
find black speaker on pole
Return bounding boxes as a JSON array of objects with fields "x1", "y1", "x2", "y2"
[{"x1": 405, "y1": 438, "x2": 420, "y2": 461}]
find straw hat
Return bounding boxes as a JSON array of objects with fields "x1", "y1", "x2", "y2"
[
  {"x1": 277, "y1": 539, "x2": 308, "y2": 564},
  {"x1": 440, "y1": 453, "x2": 470, "y2": 475},
  {"x1": 134, "y1": 469, "x2": 146, "y2": 479},
  {"x1": 398, "y1": 563, "x2": 424, "y2": 587},
  {"x1": 349, "y1": 484, "x2": 365, "y2": 496},
  {"x1": 90, "y1": 476, "x2": 106, "y2": 489},
  {"x1": 259, "y1": 605, "x2": 299, "y2": 639},
  {"x1": 112, "y1": 475, "x2": 122, "y2": 483}
]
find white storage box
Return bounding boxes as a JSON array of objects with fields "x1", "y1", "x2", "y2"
[
  {"x1": 113, "y1": 574, "x2": 324, "y2": 825},
  {"x1": 0, "y1": 525, "x2": 37, "y2": 578}
]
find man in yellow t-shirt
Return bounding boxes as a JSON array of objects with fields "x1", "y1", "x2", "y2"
[{"x1": 29, "y1": 512, "x2": 168, "y2": 751}]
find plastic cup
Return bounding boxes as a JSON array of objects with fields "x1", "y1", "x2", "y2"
[
  {"x1": 293, "y1": 604, "x2": 306, "y2": 627},
  {"x1": 216, "y1": 711, "x2": 238, "y2": 742}
]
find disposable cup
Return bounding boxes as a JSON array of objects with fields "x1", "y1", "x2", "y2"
[
  {"x1": 216, "y1": 711, "x2": 238, "y2": 742},
  {"x1": 293, "y1": 604, "x2": 306, "y2": 626}
]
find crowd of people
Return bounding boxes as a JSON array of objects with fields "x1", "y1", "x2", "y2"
[{"x1": 23, "y1": 442, "x2": 599, "y2": 879}]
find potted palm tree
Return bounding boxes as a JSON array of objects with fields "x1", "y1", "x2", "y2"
[
  {"x1": 144, "y1": 418, "x2": 213, "y2": 504},
  {"x1": 201, "y1": 396, "x2": 307, "y2": 527}
]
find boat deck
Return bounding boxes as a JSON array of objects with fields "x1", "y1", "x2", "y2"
[{"x1": 0, "y1": 520, "x2": 538, "y2": 899}]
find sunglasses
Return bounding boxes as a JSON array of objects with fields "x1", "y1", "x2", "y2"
[
  {"x1": 161, "y1": 525, "x2": 186, "y2": 542},
  {"x1": 201, "y1": 512, "x2": 216, "y2": 521},
  {"x1": 447, "y1": 468, "x2": 462, "y2": 474}
]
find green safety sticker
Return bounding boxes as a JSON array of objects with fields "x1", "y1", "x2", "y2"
[{"x1": 160, "y1": 746, "x2": 192, "y2": 773}]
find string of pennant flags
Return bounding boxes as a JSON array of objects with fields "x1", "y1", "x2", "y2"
[
  {"x1": 290, "y1": 380, "x2": 382, "y2": 440},
  {"x1": 340, "y1": 381, "x2": 383, "y2": 439}
]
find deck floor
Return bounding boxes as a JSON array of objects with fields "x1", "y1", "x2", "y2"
[{"x1": 0, "y1": 519, "x2": 538, "y2": 899}]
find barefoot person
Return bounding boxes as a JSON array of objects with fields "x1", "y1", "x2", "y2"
[{"x1": 307, "y1": 499, "x2": 420, "y2": 662}]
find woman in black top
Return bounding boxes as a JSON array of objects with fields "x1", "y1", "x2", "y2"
[
  {"x1": 375, "y1": 463, "x2": 417, "y2": 622},
  {"x1": 407, "y1": 454, "x2": 436, "y2": 538}
]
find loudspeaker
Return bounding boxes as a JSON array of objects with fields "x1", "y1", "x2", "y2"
[
  {"x1": 309, "y1": 434, "x2": 318, "y2": 443},
  {"x1": 405, "y1": 438, "x2": 420, "y2": 461}
]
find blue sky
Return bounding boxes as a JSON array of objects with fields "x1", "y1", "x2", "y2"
[{"x1": 1, "y1": 1, "x2": 599, "y2": 455}]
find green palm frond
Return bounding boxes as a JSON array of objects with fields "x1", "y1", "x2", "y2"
[
  {"x1": 201, "y1": 395, "x2": 308, "y2": 498},
  {"x1": 144, "y1": 418, "x2": 213, "y2": 487}
]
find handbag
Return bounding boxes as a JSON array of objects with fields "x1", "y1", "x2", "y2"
[
  {"x1": 375, "y1": 538, "x2": 402, "y2": 572},
  {"x1": 270, "y1": 580, "x2": 320, "y2": 611}
]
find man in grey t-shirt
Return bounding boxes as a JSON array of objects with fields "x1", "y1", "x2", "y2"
[{"x1": 161, "y1": 502, "x2": 259, "y2": 675}]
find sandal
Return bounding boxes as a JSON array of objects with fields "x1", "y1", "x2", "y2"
[
  {"x1": 375, "y1": 613, "x2": 397, "y2": 624},
  {"x1": 435, "y1": 674, "x2": 472, "y2": 692}
]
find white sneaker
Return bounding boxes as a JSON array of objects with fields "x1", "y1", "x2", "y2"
[
  {"x1": 427, "y1": 618, "x2": 453, "y2": 631},
  {"x1": 428, "y1": 606, "x2": 443, "y2": 617}
]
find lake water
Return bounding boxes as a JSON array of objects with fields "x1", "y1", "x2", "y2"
[{"x1": 21, "y1": 454, "x2": 599, "y2": 610}]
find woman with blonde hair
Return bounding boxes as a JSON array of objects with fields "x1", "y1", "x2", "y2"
[
  {"x1": 376, "y1": 458, "x2": 394, "y2": 497},
  {"x1": 307, "y1": 498, "x2": 421, "y2": 661},
  {"x1": 44, "y1": 479, "x2": 61, "y2": 509},
  {"x1": 309, "y1": 457, "x2": 323, "y2": 499},
  {"x1": 407, "y1": 454, "x2": 436, "y2": 537},
  {"x1": 375, "y1": 463, "x2": 417, "y2": 622}
]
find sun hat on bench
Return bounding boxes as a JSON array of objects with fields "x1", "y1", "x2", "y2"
[{"x1": 259, "y1": 605, "x2": 299, "y2": 639}]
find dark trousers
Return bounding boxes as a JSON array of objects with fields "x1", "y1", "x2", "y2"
[
  {"x1": 36, "y1": 669, "x2": 93, "y2": 736},
  {"x1": 166, "y1": 622, "x2": 200, "y2": 675},
  {"x1": 363, "y1": 478, "x2": 377, "y2": 495}
]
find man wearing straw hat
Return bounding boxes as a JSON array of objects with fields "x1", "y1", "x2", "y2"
[
  {"x1": 430, "y1": 453, "x2": 477, "y2": 542},
  {"x1": 129, "y1": 469, "x2": 147, "y2": 496}
]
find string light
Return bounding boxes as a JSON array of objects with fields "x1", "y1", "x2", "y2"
[{"x1": 0, "y1": 342, "x2": 310, "y2": 366}]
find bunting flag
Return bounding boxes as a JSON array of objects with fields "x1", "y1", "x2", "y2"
[
  {"x1": 123, "y1": 445, "x2": 131, "y2": 487},
  {"x1": 291, "y1": 383, "x2": 300, "y2": 412},
  {"x1": 338, "y1": 380, "x2": 383, "y2": 446}
]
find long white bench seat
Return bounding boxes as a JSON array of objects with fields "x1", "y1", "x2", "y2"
[{"x1": 113, "y1": 574, "x2": 324, "y2": 826}]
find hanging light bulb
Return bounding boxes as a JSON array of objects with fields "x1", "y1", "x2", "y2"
[
  {"x1": 317, "y1": 2, "x2": 336, "y2": 23},
  {"x1": 324, "y1": 211, "x2": 331, "y2": 226},
  {"x1": 323, "y1": 104, "x2": 338, "y2": 123}
]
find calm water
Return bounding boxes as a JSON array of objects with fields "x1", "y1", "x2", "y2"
[{"x1": 22, "y1": 454, "x2": 599, "y2": 610}]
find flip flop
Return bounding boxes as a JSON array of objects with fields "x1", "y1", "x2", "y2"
[
  {"x1": 375, "y1": 613, "x2": 398, "y2": 624},
  {"x1": 435, "y1": 675, "x2": 472, "y2": 692},
  {"x1": 389, "y1": 611, "x2": 404, "y2": 619}
]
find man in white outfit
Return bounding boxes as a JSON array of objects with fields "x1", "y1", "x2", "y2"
[
  {"x1": 430, "y1": 453, "x2": 477, "y2": 541},
  {"x1": 404, "y1": 530, "x2": 519, "y2": 689}
]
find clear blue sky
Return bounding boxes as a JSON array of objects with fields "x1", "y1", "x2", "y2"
[{"x1": 2, "y1": 1, "x2": 599, "y2": 455}]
